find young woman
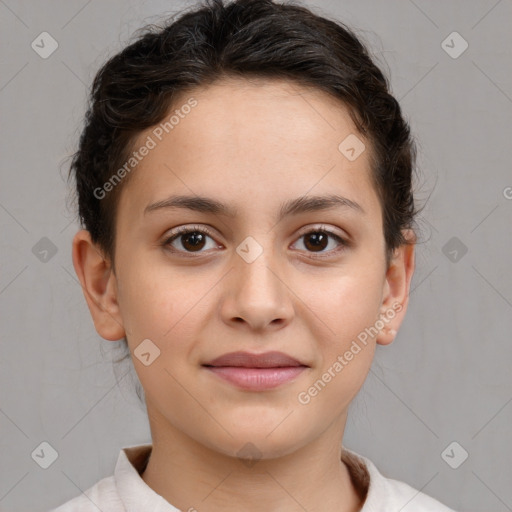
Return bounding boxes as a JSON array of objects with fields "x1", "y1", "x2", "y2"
[{"x1": 51, "y1": 0, "x2": 456, "y2": 510}]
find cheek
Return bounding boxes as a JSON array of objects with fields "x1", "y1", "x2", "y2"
[
  {"x1": 299, "y1": 343, "x2": 375, "y2": 420},
  {"x1": 117, "y1": 259, "x2": 214, "y2": 354},
  {"x1": 297, "y1": 278, "x2": 380, "y2": 411},
  {"x1": 116, "y1": 260, "x2": 180, "y2": 340},
  {"x1": 301, "y1": 272, "x2": 383, "y2": 339}
]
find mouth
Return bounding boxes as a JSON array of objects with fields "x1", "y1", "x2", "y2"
[{"x1": 202, "y1": 351, "x2": 309, "y2": 391}]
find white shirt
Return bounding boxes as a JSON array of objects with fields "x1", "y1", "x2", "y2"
[{"x1": 48, "y1": 444, "x2": 457, "y2": 511}]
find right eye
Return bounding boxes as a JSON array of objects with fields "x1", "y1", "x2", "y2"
[{"x1": 162, "y1": 225, "x2": 222, "y2": 255}]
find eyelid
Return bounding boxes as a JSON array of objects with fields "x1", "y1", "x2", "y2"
[
  {"x1": 167, "y1": 224, "x2": 218, "y2": 239},
  {"x1": 295, "y1": 223, "x2": 347, "y2": 240}
]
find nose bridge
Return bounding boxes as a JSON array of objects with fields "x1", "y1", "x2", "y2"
[
  {"x1": 235, "y1": 234, "x2": 282, "y2": 300},
  {"x1": 223, "y1": 232, "x2": 293, "y2": 328}
]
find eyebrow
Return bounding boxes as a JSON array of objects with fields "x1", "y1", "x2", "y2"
[{"x1": 144, "y1": 193, "x2": 366, "y2": 220}]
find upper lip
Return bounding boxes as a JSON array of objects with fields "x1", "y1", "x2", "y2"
[{"x1": 203, "y1": 351, "x2": 308, "y2": 368}]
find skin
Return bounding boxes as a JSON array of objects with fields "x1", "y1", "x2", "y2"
[{"x1": 72, "y1": 77, "x2": 415, "y2": 512}]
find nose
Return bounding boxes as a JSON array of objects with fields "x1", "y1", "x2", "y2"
[{"x1": 220, "y1": 246, "x2": 294, "y2": 333}]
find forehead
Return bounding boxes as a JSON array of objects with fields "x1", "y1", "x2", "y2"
[
  {"x1": 118, "y1": 77, "x2": 380, "y2": 222},
  {"x1": 167, "y1": 77, "x2": 362, "y2": 157}
]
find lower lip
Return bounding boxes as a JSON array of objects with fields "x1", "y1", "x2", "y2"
[{"x1": 203, "y1": 366, "x2": 307, "y2": 391}]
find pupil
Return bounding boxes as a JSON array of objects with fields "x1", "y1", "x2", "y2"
[
  {"x1": 306, "y1": 232, "x2": 327, "y2": 252},
  {"x1": 183, "y1": 232, "x2": 205, "y2": 251}
]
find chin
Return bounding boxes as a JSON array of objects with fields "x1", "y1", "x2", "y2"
[{"x1": 202, "y1": 428, "x2": 308, "y2": 462}]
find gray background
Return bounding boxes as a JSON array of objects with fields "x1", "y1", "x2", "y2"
[{"x1": 1, "y1": 0, "x2": 511, "y2": 510}]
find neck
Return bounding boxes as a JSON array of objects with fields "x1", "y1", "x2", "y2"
[{"x1": 141, "y1": 408, "x2": 364, "y2": 512}]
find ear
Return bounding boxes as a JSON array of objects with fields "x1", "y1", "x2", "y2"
[
  {"x1": 71, "y1": 229, "x2": 126, "y2": 341},
  {"x1": 376, "y1": 229, "x2": 416, "y2": 346}
]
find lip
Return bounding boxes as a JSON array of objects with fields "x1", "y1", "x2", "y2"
[
  {"x1": 202, "y1": 351, "x2": 309, "y2": 391},
  {"x1": 203, "y1": 350, "x2": 307, "y2": 368},
  {"x1": 204, "y1": 366, "x2": 307, "y2": 391}
]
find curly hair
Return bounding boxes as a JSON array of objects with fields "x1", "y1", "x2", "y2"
[{"x1": 69, "y1": 0, "x2": 421, "y2": 271}]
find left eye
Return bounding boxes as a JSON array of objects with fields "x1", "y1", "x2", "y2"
[
  {"x1": 162, "y1": 225, "x2": 348, "y2": 257},
  {"x1": 292, "y1": 228, "x2": 347, "y2": 256}
]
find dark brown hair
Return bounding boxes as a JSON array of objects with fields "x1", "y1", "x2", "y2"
[{"x1": 68, "y1": 0, "x2": 422, "y2": 273}]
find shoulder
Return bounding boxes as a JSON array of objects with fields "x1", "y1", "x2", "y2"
[
  {"x1": 47, "y1": 443, "x2": 155, "y2": 512},
  {"x1": 378, "y1": 475, "x2": 457, "y2": 512},
  {"x1": 342, "y1": 449, "x2": 458, "y2": 512},
  {"x1": 47, "y1": 475, "x2": 123, "y2": 511}
]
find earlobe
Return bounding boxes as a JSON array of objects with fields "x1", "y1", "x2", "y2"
[
  {"x1": 71, "y1": 229, "x2": 126, "y2": 341},
  {"x1": 376, "y1": 230, "x2": 416, "y2": 346}
]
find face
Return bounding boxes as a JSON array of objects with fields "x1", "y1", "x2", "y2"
[{"x1": 73, "y1": 77, "x2": 414, "y2": 461}]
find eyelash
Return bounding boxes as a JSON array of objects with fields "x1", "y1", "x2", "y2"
[{"x1": 161, "y1": 224, "x2": 349, "y2": 259}]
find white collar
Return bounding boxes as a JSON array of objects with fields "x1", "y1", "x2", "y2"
[{"x1": 112, "y1": 443, "x2": 451, "y2": 511}]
